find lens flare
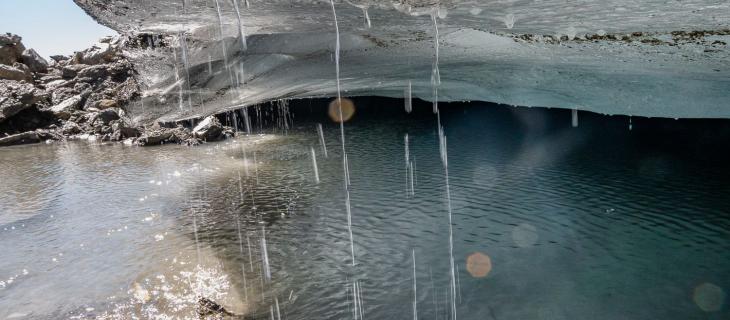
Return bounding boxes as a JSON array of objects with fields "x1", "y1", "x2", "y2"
[
  {"x1": 693, "y1": 282, "x2": 725, "y2": 312},
  {"x1": 328, "y1": 98, "x2": 356, "y2": 123},
  {"x1": 466, "y1": 252, "x2": 492, "y2": 278}
]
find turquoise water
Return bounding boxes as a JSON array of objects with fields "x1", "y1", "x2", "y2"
[{"x1": 0, "y1": 99, "x2": 728, "y2": 319}]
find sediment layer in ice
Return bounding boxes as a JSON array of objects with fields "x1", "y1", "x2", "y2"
[{"x1": 74, "y1": 0, "x2": 730, "y2": 120}]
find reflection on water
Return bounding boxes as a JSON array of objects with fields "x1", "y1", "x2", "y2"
[{"x1": 1, "y1": 98, "x2": 729, "y2": 319}]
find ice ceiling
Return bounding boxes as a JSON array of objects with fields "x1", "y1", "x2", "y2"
[{"x1": 74, "y1": 0, "x2": 730, "y2": 121}]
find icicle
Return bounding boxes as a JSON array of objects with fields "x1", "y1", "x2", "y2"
[
  {"x1": 405, "y1": 81, "x2": 413, "y2": 113},
  {"x1": 311, "y1": 147, "x2": 320, "y2": 184},
  {"x1": 431, "y1": 13, "x2": 441, "y2": 114},
  {"x1": 317, "y1": 123, "x2": 328, "y2": 158},
  {"x1": 572, "y1": 109, "x2": 579, "y2": 127},
  {"x1": 232, "y1": 0, "x2": 248, "y2": 51}
]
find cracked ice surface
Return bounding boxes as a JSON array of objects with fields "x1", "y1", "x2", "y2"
[{"x1": 74, "y1": 0, "x2": 730, "y2": 120}]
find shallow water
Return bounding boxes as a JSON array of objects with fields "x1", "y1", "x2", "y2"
[{"x1": 1, "y1": 99, "x2": 729, "y2": 319}]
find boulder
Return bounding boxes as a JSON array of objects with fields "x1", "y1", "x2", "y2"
[
  {"x1": 62, "y1": 64, "x2": 88, "y2": 79},
  {"x1": 49, "y1": 55, "x2": 69, "y2": 63},
  {"x1": 0, "y1": 33, "x2": 25, "y2": 66},
  {"x1": 96, "y1": 99, "x2": 117, "y2": 110},
  {"x1": 61, "y1": 121, "x2": 81, "y2": 135},
  {"x1": 97, "y1": 108, "x2": 120, "y2": 124},
  {"x1": 0, "y1": 80, "x2": 48, "y2": 122},
  {"x1": 21, "y1": 48, "x2": 48, "y2": 73},
  {"x1": 137, "y1": 129, "x2": 173, "y2": 146},
  {"x1": 0, "y1": 63, "x2": 32, "y2": 82},
  {"x1": 80, "y1": 42, "x2": 116, "y2": 65},
  {"x1": 0, "y1": 131, "x2": 39, "y2": 146},
  {"x1": 110, "y1": 120, "x2": 140, "y2": 140},
  {"x1": 76, "y1": 64, "x2": 109, "y2": 80},
  {"x1": 49, "y1": 95, "x2": 83, "y2": 120},
  {"x1": 192, "y1": 116, "x2": 224, "y2": 141}
]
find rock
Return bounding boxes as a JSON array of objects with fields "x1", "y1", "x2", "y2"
[
  {"x1": 192, "y1": 116, "x2": 224, "y2": 141},
  {"x1": 0, "y1": 33, "x2": 25, "y2": 66},
  {"x1": 80, "y1": 42, "x2": 116, "y2": 65},
  {"x1": 44, "y1": 79, "x2": 70, "y2": 91},
  {"x1": 0, "y1": 80, "x2": 48, "y2": 122},
  {"x1": 76, "y1": 64, "x2": 109, "y2": 80},
  {"x1": 62, "y1": 121, "x2": 81, "y2": 135},
  {"x1": 21, "y1": 49, "x2": 48, "y2": 73},
  {"x1": 0, "y1": 131, "x2": 39, "y2": 146},
  {"x1": 62, "y1": 64, "x2": 88, "y2": 79},
  {"x1": 49, "y1": 95, "x2": 83, "y2": 120},
  {"x1": 137, "y1": 129, "x2": 173, "y2": 146},
  {"x1": 96, "y1": 99, "x2": 117, "y2": 110},
  {"x1": 97, "y1": 108, "x2": 119, "y2": 124},
  {"x1": 49, "y1": 55, "x2": 69, "y2": 63},
  {"x1": 110, "y1": 120, "x2": 140, "y2": 140},
  {"x1": 0, "y1": 63, "x2": 32, "y2": 82}
]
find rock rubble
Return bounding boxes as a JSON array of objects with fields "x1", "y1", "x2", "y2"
[{"x1": 0, "y1": 33, "x2": 234, "y2": 147}]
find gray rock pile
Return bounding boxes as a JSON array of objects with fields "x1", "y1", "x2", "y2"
[{"x1": 0, "y1": 33, "x2": 234, "y2": 147}]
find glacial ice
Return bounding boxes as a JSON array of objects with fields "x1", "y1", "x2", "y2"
[{"x1": 72, "y1": 0, "x2": 730, "y2": 120}]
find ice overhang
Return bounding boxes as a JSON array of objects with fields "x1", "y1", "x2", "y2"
[{"x1": 74, "y1": 0, "x2": 730, "y2": 121}]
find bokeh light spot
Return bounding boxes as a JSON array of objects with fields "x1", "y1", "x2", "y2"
[
  {"x1": 328, "y1": 98, "x2": 356, "y2": 123},
  {"x1": 693, "y1": 282, "x2": 725, "y2": 312},
  {"x1": 466, "y1": 252, "x2": 492, "y2": 278}
]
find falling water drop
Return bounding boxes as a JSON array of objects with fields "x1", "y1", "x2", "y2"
[
  {"x1": 330, "y1": 0, "x2": 356, "y2": 267},
  {"x1": 504, "y1": 13, "x2": 516, "y2": 29},
  {"x1": 405, "y1": 81, "x2": 413, "y2": 113},
  {"x1": 311, "y1": 147, "x2": 320, "y2": 183},
  {"x1": 261, "y1": 226, "x2": 271, "y2": 282},
  {"x1": 572, "y1": 109, "x2": 579, "y2": 127},
  {"x1": 362, "y1": 7, "x2": 372, "y2": 28},
  {"x1": 317, "y1": 123, "x2": 328, "y2": 157},
  {"x1": 413, "y1": 249, "x2": 418, "y2": 320},
  {"x1": 629, "y1": 116, "x2": 633, "y2": 131}
]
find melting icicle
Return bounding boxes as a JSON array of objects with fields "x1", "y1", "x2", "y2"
[
  {"x1": 431, "y1": 13, "x2": 440, "y2": 114},
  {"x1": 413, "y1": 249, "x2": 418, "y2": 320},
  {"x1": 405, "y1": 81, "x2": 413, "y2": 113},
  {"x1": 572, "y1": 109, "x2": 579, "y2": 127},
  {"x1": 311, "y1": 147, "x2": 320, "y2": 184},
  {"x1": 232, "y1": 0, "x2": 248, "y2": 51},
  {"x1": 214, "y1": 0, "x2": 228, "y2": 65},
  {"x1": 317, "y1": 123, "x2": 328, "y2": 158},
  {"x1": 330, "y1": 0, "x2": 356, "y2": 266}
]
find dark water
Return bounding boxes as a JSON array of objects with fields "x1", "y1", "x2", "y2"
[{"x1": 0, "y1": 98, "x2": 729, "y2": 319}]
